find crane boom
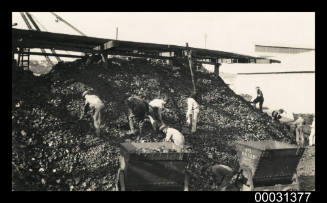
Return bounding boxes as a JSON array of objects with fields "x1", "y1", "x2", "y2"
[
  {"x1": 20, "y1": 12, "x2": 33, "y2": 30},
  {"x1": 20, "y1": 12, "x2": 54, "y2": 66},
  {"x1": 25, "y1": 12, "x2": 62, "y2": 63},
  {"x1": 32, "y1": 14, "x2": 72, "y2": 56},
  {"x1": 50, "y1": 12, "x2": 87, "y2": 36}
]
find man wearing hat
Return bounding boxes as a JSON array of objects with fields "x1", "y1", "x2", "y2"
[
  {"x1": 80, "y1": 90, "x2": 105, "y2": 136},
  {"x1": 251, "y1": 87, "x2": 264, "y2": 112},
  {"x1": 159, "y1": 125, "x2": 185, "y2": 146}
]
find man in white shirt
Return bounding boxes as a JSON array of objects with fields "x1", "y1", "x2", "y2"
[
  {"x1": 291, "y1": 116, "x2": 306, "y2": 147},
  {"x1": 159, "y1": 125, "x2": 185, "y2": 146},
  {"x1": 309, "y1": 117, "x2": 315, "y2": 146},
  {"x1": 80, "y1": 90, "x2": 105, "y2": 136},
  {"x1": 186, "y1": 92, "x2": 200, "y2": 133},
  {"x1": 148, "y1": 95, "x2": 168, "y2": 130}
]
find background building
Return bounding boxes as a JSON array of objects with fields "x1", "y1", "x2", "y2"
[{"x1": 218, "y1": 44, "x2": 315, "y2": 114}]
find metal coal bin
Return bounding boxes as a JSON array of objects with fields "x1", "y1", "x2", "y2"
[
  {"x1": 235, "y1": 140, "x2": 305, "y2": 191},
  {"x1": 115, "y1": 142, "x2": 192, "y2": 191}
]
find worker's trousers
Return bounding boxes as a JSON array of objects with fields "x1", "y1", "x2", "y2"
[
  {"x1": 253, "y1": 97, "x2": 264, "y2": 112},
  {"x1": 93, "y1": 104, "x2": 104, "y2": 136},
  {"x1": 187, "y1": 108, "x2": 199, "y2": 133},
  {"x1": 295, "y1": 126, "x2": 305, "y2": 147},
  {"x1": 309, "y1": 127, "x2": 315, "y2": 146},
  {"x1": 128, "y1": 111, "x2": 146, "y2": 135}
]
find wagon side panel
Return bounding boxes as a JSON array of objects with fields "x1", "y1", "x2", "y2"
[
  {"x1": 125, "y1": 160, "x2": 186, "y2": 190},
  {"x1": 253, "y1": 148, "x2": 304, "y2": 187},
  {"x1": 236, "y1": 144, "x2": 263, "y2": 176}
]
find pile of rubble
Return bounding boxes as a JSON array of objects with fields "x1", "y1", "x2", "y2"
[{"x1": 12, "y1": 57, "x2": 294, "y2": 191}]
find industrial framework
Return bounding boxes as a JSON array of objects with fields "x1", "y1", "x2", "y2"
[
  {"x1": 12, "y1": 13, "x2": 280, "y2": 73},
  {"x1": 14, "y1": 12, "x2": 87, "y2": 70}
]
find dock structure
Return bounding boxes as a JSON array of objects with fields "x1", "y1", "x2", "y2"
[{"x1": 12, "y1": 28, "x2": 276, "y2": 75}]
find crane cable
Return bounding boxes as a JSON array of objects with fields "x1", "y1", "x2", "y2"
[
  {"x1": 50, "y1": 12, "x2": 87, "y2": 36},
  {"x1": 50, "y1": 12, "x2": 88, "y2": 57}
]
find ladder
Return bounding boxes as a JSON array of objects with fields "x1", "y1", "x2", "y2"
[
  {"x1": 20, "y1": 12, "x2": 54, "y2": 67},
  {"x1": 18, "y1": 48, "x2": 31, "y2": 70},
  {"x1": 25, "y1": 12, "x2": 62, "y2": 63}
]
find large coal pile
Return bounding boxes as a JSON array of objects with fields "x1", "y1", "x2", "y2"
[{"x1": 12, "y1": 57, "x2": 294, "y2": 191}]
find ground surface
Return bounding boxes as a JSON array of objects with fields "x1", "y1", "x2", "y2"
[
  {"x1": 297, "y1": 146, "x2": 315, "y2": 191},
  {"x1": 12, "y1": 58, "x2": 314, "y2": 191}
]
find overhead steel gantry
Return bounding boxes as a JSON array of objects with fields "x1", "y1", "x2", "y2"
[{"x1": 12, "y1": 27, "x2": 277, "y2": 75}]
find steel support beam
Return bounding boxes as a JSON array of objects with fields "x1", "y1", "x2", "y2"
[
  {"x1": 12, "y1": 51, "x2": 83, "y2": 58},
  {"x1": 105, "y1": 50, "x2": 174, "y2": 60}
]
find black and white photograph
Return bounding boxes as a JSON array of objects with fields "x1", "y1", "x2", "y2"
[{"x1": 12, "y1": 12, "x2": 315, "y2": 192}]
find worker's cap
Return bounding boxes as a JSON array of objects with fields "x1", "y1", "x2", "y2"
[
  {"x1": 278, "y1": 109, "x2": 284, "y2": 113},
  {"x1": 159, "y1": 124, "x2": 168, "y2": 131},
  {"x1": 255, "y1": 86, "x2": 260, "y2": 89},
  {"x1": 82, "y1": 90, "x2": 91, "y2": 97}
]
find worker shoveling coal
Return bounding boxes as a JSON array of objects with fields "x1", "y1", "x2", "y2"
[
  {"x1": 208, "y1": 164, "x2": 249, "y2": 191},
  {"x1": 250, "y1": 86, "x2": 264, "y2": 112},
  {"x1": 124, "y1": 95, "x2": 163, "y2": 137},
  {"x1": 159, "y1": 124, "x2": 185, "y2": 147},
  {"x1": 80, "y1": 89, "x2": 105, "y2": 137}
]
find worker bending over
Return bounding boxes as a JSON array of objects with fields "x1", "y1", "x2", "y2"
[
  {"x1": 159, "y1": 125, "x2": 185, "y2": 147},
  {"x1": 125, "y1": 96, "x2": 159, "y2": 135},
  {"x1": 80, "y1": 90, "x2": 105, "y2": 136},
  {"x1": 209, "y1": 164, "x2": 247, "y2": 191},
  {"x1": 251, "y1": 87, "x2": 264, "y2": 112},
  {"x1": 148, "y1": 94, "x2": 168, "y2": 130},
  {"x1": 209, "y1": 164, "x2": 234, "y2": 191},
  {"x1": 186, "y1": 92, "x2": 200, "y2": 133},
  {"x1": 271, "y1": 109, "x2": 284, "y2": 122}
]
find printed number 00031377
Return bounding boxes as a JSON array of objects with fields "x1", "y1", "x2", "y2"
[{"x1": 254, "y1": 192, "x2": 311, "y2": 203}]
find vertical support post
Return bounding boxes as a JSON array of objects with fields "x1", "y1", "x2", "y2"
[
  {"x1": 214, "y1": 59, "x2": 221, "y2": 77},
  {"x1": 101, "y1": 53, "x2": 108, "y2": 68},
  {"x1": 186, "y1": 43, "x2": 196, "y2": 94},
  {"x1": 204, "y1": 33, "x2": 207, "y2": 49},
  {"x1": 12, "y1": 48, "x2": 15, "y2": 62},
  {"x1": 27, "y1": 48, "x2": 30, "y2": 71},
  {"x1": 98, "y1": 42, "x2": 108, "y2": 69},
  {"x1": 17, "y1": 48, "x2": 22, "y2": 69}
]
